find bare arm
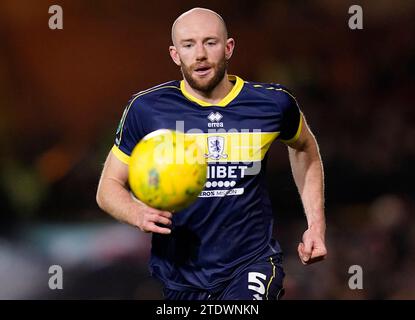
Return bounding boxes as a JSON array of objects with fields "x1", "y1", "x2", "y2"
[
  {"x1": 286, "y1": 114, "x2": 327, "y2": 265},
  {"x1": 96, "y1": 151, "x2": 172, "y2": 234}
]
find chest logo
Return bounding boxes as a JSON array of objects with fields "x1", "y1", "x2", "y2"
[
  {"x1": 205, "y1": 136, "x2": 228, "y2": 160},
  {"x1": 207, "y1": 112, "x2": 224, "y2": 128}
]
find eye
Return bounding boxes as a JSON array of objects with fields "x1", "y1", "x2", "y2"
[
  {"x1": 207, "y1": 41, "x2": 216, "y2": 46},
  {"x1": 183, "y1": 43, "x2": 193, "y2": 48}
]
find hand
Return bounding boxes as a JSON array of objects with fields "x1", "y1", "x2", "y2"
[
  {"x1": 135, "y1": 204, "x2": 173, "y2": 235},
  {"x1": 298, "y1": 227, "x2": 327, "y2": 265}
]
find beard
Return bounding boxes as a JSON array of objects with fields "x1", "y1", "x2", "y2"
[{"x1": 180, "y1": 56, "x2": 228, "y2": 93}]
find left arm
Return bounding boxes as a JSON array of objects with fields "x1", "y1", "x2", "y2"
[{"x1": 286, "y1": 114, "x2": 327, "y2": 265}]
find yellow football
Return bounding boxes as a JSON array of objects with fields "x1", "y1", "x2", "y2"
[{"x1": 128, "y1": 129, "x2": 207, "y2": 211}]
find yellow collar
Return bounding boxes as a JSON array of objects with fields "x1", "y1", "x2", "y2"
[{"x1": 180, "y1": 75, "x2": 244, "y2": 107}]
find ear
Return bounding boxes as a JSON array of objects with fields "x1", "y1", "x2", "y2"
[
  {"x1": 169, "y1": 46, "x2": 181, "y2": 66},
  {"x1": 225, "y1": 38, "x2": 235, "y2": 61}
]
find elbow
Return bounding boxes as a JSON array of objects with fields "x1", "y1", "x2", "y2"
[{"x1": 96, "y1": 184, "x2": 105, "y2": 210}]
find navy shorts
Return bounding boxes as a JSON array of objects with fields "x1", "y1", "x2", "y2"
[{"x1": 163, "y1": 253, "x2": 285, "y2": 300}]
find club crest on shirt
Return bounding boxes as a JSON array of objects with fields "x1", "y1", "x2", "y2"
[{"x1": 205, "y1": 136, "x2": 228, "y2": 160}]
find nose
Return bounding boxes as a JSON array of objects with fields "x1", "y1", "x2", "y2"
[{"x1": 195, "y1": 43, "x2": 207, "y2": 61}]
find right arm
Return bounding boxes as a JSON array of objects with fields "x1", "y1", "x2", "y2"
[{"x1": 96, "y1": 151, "x2": 172, "y2": 234}]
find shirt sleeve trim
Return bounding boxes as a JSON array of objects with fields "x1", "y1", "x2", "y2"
[
  {"x1": 280, "y1": 113, "x2": 303, "y2": 145},
  {"x1": 111, "y1": 145, "x2": 130, "y2": 165}
]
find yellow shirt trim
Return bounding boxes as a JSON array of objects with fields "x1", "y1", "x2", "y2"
[
  {"x1": 180, "y1": 75, "x2": 244, "y2": 107},
  {"x1": 280, "y1": 113, "x2": 303, "y2": 145},
  {"x1": 186, "y1": 131, "x2": 279, "y2": 162},
  {"x1": 111, "y1": 145, "x2": 130, "y2": 165},
  {"x1": 266, "y1": 257, "x2": 276, "y2": 300},
  {"x1": 112, "y1": 131, "x2": 279, "y2": 165}
]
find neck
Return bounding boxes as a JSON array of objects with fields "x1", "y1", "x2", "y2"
[{"x1": 183, "y1": 73, "x2": 234, "y2": 104}]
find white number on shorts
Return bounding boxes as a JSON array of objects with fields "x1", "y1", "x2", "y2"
[{"x1": 248, "y1": 272, "x2": 267, "y2": 299}]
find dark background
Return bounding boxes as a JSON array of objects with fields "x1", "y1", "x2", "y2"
[{"x1": 0, "y1": 0, "x2": 414, "y2": 299}]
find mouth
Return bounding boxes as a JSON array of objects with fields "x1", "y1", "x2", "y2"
[{"x1": 193, "y1": 65, "x2": 212, "y2": 77}]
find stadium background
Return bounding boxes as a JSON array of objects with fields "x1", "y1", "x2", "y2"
[{"x1": 0, "y1": 0, "x2": 414, "y2": 299}]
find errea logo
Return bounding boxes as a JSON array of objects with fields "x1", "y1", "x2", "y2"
[
  {"x1": 207, "y1": 112, "x2": 224, "y2": 128},
  {"x1": 208, "y1": 112, "x2": 222, "y2": 122}
]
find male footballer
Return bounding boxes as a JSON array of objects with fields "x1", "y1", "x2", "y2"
[{"x1": 96, "y1": 7, "x2": 327, "y2": 300}]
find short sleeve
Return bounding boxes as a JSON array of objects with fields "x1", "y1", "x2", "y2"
[
  {"x1": 112, "y1": 96, "x2": 146, "y2": 164},
  {"x1": 277, "y1": 89, "x2": 302, "y2": 144}
]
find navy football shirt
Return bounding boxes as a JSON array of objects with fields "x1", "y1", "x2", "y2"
[{"x1": 112, "y1": 75, "x2": 302, "y2": 291}]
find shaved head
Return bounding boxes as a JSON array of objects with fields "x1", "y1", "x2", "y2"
[
  {"x1": 171, "y1": 8, "x2": 228, "y2": 46},
  {"x1": 169, "y1": 7, "x2": 235, "y2": 95}
]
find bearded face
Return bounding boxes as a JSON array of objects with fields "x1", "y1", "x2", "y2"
[{"x1": 180, "y1": 53, "x2": 228, "y2": 93}]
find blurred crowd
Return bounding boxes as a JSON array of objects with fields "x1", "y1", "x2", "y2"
[
  {"x1": 280, "y1": 193, "x2": 415, "y2": 299},
  {"x1": 0, "y1": 0, "x2": 414, "y2": 299}
]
